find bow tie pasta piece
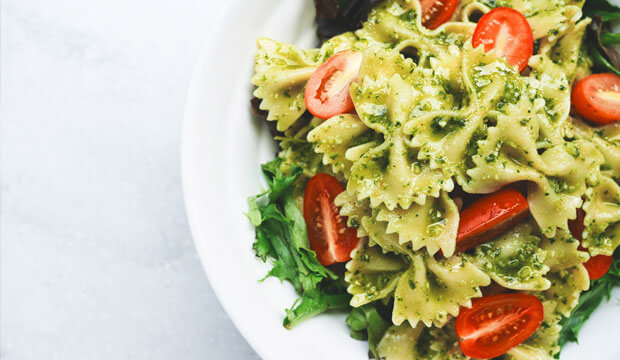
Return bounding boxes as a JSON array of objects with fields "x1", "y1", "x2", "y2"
[
  {"x1": 334, "y1": 191, "x2": 426, "y2": 255},
  {"x1": 317, "y1": 32, "x2": 361, "y2": 61},
  {"x1": 541, "y1": 229, "x2": 589, "y2": 272},
  {"x1": 542, "y1": 264, "x2": 590, "y2": 317},
  {"x1": 505, "y1": 300, "x2": 563, "y2": 360},
  {"x1": 586, "y1": 122, "x2": 620, "y2": 176},
  {"x1": 252, "y1": 34, "x2": 359, "y2": 132},
  {"x1": 347, "y1": 47, "x2": 456, "y2": 209},
  {"x1": 349, "y1": 138, "x2": 453, "y2": 209},
  {"x1": 252, "y1": 38, "x2": 320, "y2": 132},
  {"x1": 392, "y1": 253, "x2": 491, "y2": 328},
  {"x1": 345, "y1": 239, "x2": 408, "y2": 307},
  {"x1": 582, "y1": 176, "x2": 620, "y2": 256},
  {"x1": 469, "y1": 222, "x2": 551, "y2": 291},
  {"x1": 376, "y1": 191, "x2": 459, "y2": 257},
  {"x1": 377, "y1": 322, "x2": 466, "y2": 360},
  {"x1": 571, "y1": 121, "x2": 620, "y2": 256},
  {"x1": 335, "y1": 190, "x2": 371, "y2": 237},
  {"x1": 407, "y1": 45, "x2": 519, "y2": 181},
  {"x1": 525, "y1": 1, "x2": 583, "y2": 42},
  {"x1": 505, "y1": 345, "x2": 554, "y2": 360},
  {"x1": 465, "y1": 115, "x2": 603, "y2": 237},
  {"x1": 454, "y1": 0, "x2": 486, "y2": 22},
  {"x1": 307, "y1": 114, "x2": 381, "y2": 176},
  {"x1": 357, "y1": 195, "x2": 459, "y2": 258},
  {"x1": 278, "y1": 117, "x2": 329, "y2": 177},
  {"x1": 362, "y1": 212, "x2": 412, "y2": 255},
  {"x1": 531, "y1": 7, "x2": 589, "y2": 82}
]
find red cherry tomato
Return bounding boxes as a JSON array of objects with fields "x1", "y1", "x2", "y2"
[
  {"x1": 571, "y1": 73, "x2": 620, "y2": 125},
  {"x1": 420, "y1": 0, "x2": 459, "y2": 30},
  {"x1": 472, "y1": 7, "x2": 534, "y2": 72},
  {"x1": 455, "y1": 188, "x2": 529, "y2": 254},
  {"x1": 303, "y1": 173, "x2": 359, "y2": 266},
  {"x1": 568, "y1": 208, "x2": 613, "y2": 280},
  {"x1": 583, "y1": 254, "x2": 613, "y2": 280},
  {"x1": 304, "y1": 50, "x2": 362, "y2": 120},
  {"x1": 455, "y1": 294, "x2": 544, "y2": 359}
]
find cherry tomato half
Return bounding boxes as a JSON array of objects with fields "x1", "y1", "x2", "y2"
[
  {"x1": 420, "y1": 0, "x2": 459, "y2": 30},
  {"x1": 572, "y1": 73, "x2": 620, "y2": 125},
  {"x1": 472, "y1": 7, "x2": 534, "y2": 72},
  {"x1": 455, "y1": 188, "x2": 529, "y2": 254},
  {"x1": 455, "y1": 293, "x2": 544, "y2": 359},
  {"x1": 303, "y1": 173, "x2": 359, "y2": 266},
  {"x1": 304, "y1": 50, "x2": 362, "y2": 120},
  {"x1": 568, "y1": 208, "x2": 613, "y2": 280},
  {"x1": 583, "y1": 254, "x2": 614, "y2": 280}
]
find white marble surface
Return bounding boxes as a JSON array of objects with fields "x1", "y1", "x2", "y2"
[{"x1": 1, "y1": 0, "x2": 260, "y2": 358}]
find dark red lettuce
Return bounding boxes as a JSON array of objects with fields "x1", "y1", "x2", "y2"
[
  {"x1": 588, "y1": 15, "x2": 620, "y2": 76},
  {"x1": 314, "y1": 0, "x2": 383, "y2": 43}
]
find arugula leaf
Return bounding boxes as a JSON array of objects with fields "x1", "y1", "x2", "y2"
[
  {"x1": 284, "y1": 280, "x2": 351, "y2": 329},
  {"x1": 346, "y1": 303, "x2": 391, "y2": 359},
  {"x1": 261, "y1": 159, "x2": 302, "y2": 202},
  {"x1": 599, "y1": 10, "x2": 620, "y2": 22},
  {"x1": 601, "y1": 32, "x2": 620, "y2": 46},
  {"x1": 246, "y1": 193, "x2": 264, "y2": 227},
  {"x1": 558, "y1": 249, "x2": 620, "y2": 349},
  {"x1": 248, "y1": 158, "x2": 349, "y2": 328},
  {"x1": 283, "y1": 193, "x2": 338, "y2": 284}
]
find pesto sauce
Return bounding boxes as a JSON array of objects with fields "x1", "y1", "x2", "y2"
[
  {"x1": 477, "y1": 235, "x2": 545, "y2": 284},
  {"x1": 351, "y1": 129, "x2": 383, "y2": 147},
  {"x1": 427, "y1": 204, "x2": 447, "y2": 237},
  {"x1": 373, "y1": 150, "x2": 391, "y2": 173},
  {"x1": 464, "y1": 125, "x2": 488, "y2": 169},
  {"x1": 548, "y1": 176, "x2": 575, "y2": 194},
  {"x1": 365, "y1": 106, "x2": 391, "y2": 130},
  {"x1": 430, "y1": 116, "x2": 467, "y2": 135},
  {"x1": 496, "y1": 81, "x2": 522, "y2": 110}
]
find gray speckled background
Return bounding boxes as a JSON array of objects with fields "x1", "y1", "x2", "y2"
[{"x1": 1, "y1": 0, "x2": 260, "y2": 358}]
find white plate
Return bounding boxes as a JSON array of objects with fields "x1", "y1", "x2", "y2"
[{"x1": 182, "y1": 1, "x2": 620, "y2": 359}]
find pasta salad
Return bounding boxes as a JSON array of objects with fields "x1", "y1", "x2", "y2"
[{"x1": 247, "y1": 0, "x2": 620, "y2": 358}]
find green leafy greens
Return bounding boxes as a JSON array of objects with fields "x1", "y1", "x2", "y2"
[
  {"x1": 583, "y1": 0, "x2": 620, "y2": 17},
  {"x1": 247, "y1": 158, "x2": 351, "y2": 328},
  {"x1": 558, "y1": 249, "x2": 620, "y2": 351},
  {"x1": 346, "y1": 303, "x2": 392, "y2": 359},
  {"x1": 584, "y1": 0, "x2": 620, "y2": 75}
]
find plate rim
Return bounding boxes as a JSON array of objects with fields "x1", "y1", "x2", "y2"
[{"x1": 180, "y1": 1, "x2": 273, "y2": 359}]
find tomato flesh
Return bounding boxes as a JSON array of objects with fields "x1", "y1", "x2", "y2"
[
  {"x1": 572, "y1": 73, "x2": 620, "y2": 125},
  {"x1": 472, "y1": 7, "x2": 534, "y2": 72},
  {"x1": 305, "y1": 50, "x2": 362, "y2": 120},
  {"x1": 455, "y1": 188, "x2": 529, "y2": 254},
  {"x1": 303, "y1": 173, "x2": 359, "y2": 266},
  {"x1": 455, "y1": 294, "x2": 544, "y2": 359},
  {"x1": 583, "y1": 254, "x2": 613, "y2": 280},
  {"x1": 420, "y1": 0, "x2": 459, "y2": 30},
  {"x1": 568, "y1": 208, "x2": 613, "y2": 280}
]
